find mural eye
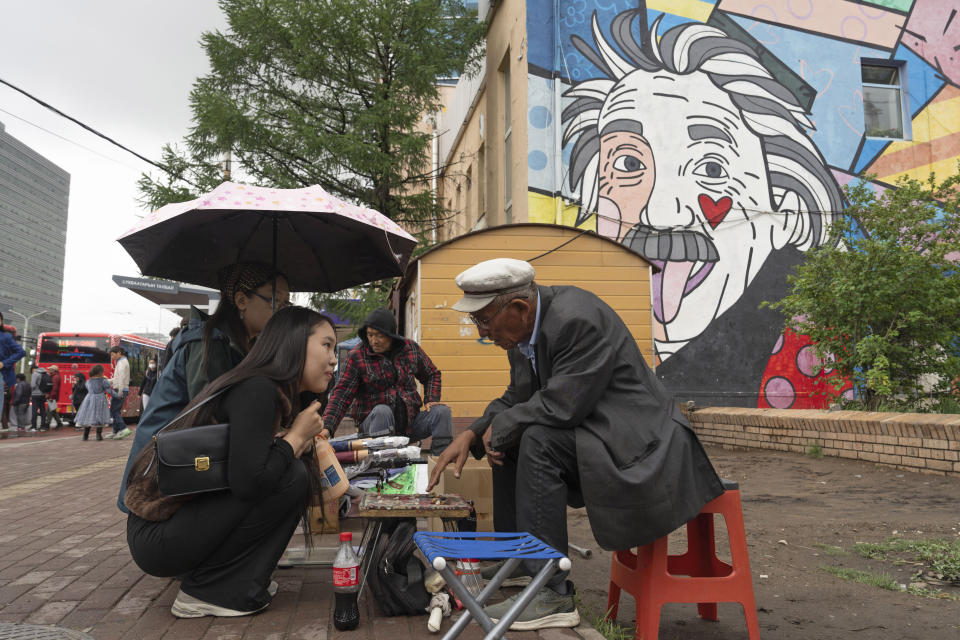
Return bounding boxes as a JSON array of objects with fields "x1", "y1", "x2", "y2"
[
  {"x1": 613, "y1": 155, "x2": 645, "y2": 172},
  {"x1": 693, "y1": 161, "x2": 728, "y2": 180}
]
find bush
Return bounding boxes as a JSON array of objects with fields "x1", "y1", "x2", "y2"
[{"x1": 767, "y1": 170, "x2": 960, "y2": 410}]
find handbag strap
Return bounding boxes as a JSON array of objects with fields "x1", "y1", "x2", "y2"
[{"x1": 158, "y1": 386, "x2": 232, "y2": 435}]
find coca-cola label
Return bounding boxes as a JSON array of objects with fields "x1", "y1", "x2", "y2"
[{"x1": 333, "y1": 566, "x2": 358, "y2": 587}]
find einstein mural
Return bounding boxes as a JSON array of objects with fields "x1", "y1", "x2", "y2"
[
  {"x1": 562, "y1": 8, "x2": 844, "y2": 406},
  {"x1": 503, "y1": 0, "x2": 960, "y2": 408}
]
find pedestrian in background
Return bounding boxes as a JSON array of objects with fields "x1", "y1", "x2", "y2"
[
  {"x1": 107, "y1": 346, "x2": 131, "y2": 440},
  {"x1": 161, "y1": 318, "x2": 188, "y2": 370},
  {"x1": 75, "y1": 365, "x2": 111, "y2": 441},
  {"x1": 140, "y1": 358, "x2": 158, "y2": 411},
  {"x1": 11, "y1": 373, "x2": 30, "y2": 431},
  {"x1": 45, "y1": 364, "x2": 64, "y2": 429},
  {"x1": 29, "y1": 365, "x2": 50, "y2": 432},
  {"x1": 0, "y1": 311, "x2": 26, "y2": 429},
  {"x1": 70, "y1": 372, "x2": 88, "y2": 426}
]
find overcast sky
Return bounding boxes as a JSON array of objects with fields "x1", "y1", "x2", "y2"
[{"x1": 1, "y1": 1, "x2": 228, "y2": 336}]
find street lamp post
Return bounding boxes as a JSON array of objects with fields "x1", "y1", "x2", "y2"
[{"x1": 5, "y1": 309, "x2": 50, "y2": 374}]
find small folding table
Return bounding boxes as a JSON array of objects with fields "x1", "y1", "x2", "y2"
[{"x1": 413, "y1": 531, "x2": 571, "y2": 640}]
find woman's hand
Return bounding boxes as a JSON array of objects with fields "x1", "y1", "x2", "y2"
[{"x1": 283, "y1": 400, "x2": 325, "y2": 457}]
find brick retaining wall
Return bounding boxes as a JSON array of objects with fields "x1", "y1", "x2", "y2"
[{"x1": 685, "y1": 408, "x2": 960, "y2": 477}]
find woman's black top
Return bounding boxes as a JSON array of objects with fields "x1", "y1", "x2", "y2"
[{"x1": 216, "y1": 376, "x2": 297, "y2": 502}]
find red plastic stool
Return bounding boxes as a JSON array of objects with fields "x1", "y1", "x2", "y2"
[{"x1": 606, "y1": 479, "x2": 760, "y2": 639}]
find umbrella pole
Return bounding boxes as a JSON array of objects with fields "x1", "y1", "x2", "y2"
[{"x1": 271, "y1": 215, "x2": 279, "y2": 311}]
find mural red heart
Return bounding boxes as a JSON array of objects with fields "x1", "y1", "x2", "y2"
[{"x1": 698, "y1": 194, "x2": 732, "y2": 229}]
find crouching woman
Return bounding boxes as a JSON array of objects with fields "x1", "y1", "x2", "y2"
[{"x1": 124, "y1": 306, "x2": 337, "y2": 618}]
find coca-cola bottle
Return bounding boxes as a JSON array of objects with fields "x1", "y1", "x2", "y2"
[{"x1": 333, "y1": 532, "x2": 360, "y2": 630}]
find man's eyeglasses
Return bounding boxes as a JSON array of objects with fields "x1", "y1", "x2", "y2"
[
  {"x1": 250, "y1": 291, "x2": 291, "y2": 309},
  {"x1": 469, "y1": 295, "x2": 527, "y2": 330}
]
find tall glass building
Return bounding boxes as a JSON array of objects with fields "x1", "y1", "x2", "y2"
[{"x1": 0, "y1": 120, "x2": 70, "y2": 350}]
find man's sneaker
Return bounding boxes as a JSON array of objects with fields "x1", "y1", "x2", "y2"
[
  {"x1": 114, "y1": 427, "x2": 132, "y2": 439},
  {"x1": 103, "y1": 432, "x2": 115, "y2": 440},
  {"x1": 482, "y1": 586, "x2": 580, "y2": 630},
  {"x1": 480, "y1": 560, "x2": 533, "y2": 587},
  {"x1": 171, "y1": 590, "x2": 269, "y2": 618}
]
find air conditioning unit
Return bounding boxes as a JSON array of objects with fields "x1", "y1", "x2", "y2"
[{"x1": 478, "y1": 0, "x2": 495, "y2": 22}]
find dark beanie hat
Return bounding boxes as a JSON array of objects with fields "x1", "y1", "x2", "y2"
[{"x1": 359, "y1": 308, "x2": 402, "y2": 343}]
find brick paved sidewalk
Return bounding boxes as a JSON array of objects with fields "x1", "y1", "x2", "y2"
[{"x1": 0, "y1": 430, "x2": 604, "y2": 640}]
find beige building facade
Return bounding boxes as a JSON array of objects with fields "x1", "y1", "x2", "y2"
[{"x1": 432, "y1": 0, "x2": 581, "y2": 241}]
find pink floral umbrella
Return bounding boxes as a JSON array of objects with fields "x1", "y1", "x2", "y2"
[{"x1": 117, "y1": 182, "x2": 417, "y2": 292}]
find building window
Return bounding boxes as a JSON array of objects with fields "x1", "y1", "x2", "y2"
[
  {"x1": 477, "y1": 144, "x2": 486, "y2": 227},
  {"x1": 501, "y1": 54, "x2": 512, "y2": 223},
  {"x1": 465, "y1": 167, "x2": 473, "y2": 231},
  {"x1": 861, "y1": 62, "x2": 908, "y2": 140}
]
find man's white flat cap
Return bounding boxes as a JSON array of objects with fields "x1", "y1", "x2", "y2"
[{"x1": 452, "y1": 258, "x2": 535, "y2": 313}]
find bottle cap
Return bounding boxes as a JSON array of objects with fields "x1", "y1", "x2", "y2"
[{"x1": 339, "y1": 532, "x2": 353, "y2": 542}]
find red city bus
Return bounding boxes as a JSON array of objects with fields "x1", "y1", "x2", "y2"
[{"x1": 35, "y1": 333, "x2": 166, "y2": 420}]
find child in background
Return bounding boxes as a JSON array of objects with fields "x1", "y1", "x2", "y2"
[
  {"x1": 70, "y1": 372, "x2": 88, "y2": 426},
  {"x1": 11, "y1": 373, "x2": 30, "y2": 431},
  {"x1": 74, "y1": 365, "x2": 111, "y2": 441}
]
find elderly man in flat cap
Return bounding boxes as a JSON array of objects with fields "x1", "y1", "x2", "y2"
[{"x1": 428, "y1": 258, "x2": 724, "y2": 631}]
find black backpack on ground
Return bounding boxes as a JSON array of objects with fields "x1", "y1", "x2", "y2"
[
  {"x1": 38, "y1": 372, "x2": 53, "y2": 394},
  {"x1": 367, "y1": 518, "x2": 431, "y2": 617}
]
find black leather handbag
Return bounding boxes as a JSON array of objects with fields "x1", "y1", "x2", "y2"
[
  {"x1": 156, "y1": 422, "x2": 230, "y2": 497},
  {"x1": 125, "y1": 388, "x2": 233, "y2": 521}
]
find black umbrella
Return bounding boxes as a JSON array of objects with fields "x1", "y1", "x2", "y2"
[{"x1": 117, "y1": 181, "x2": 417, "y2": 292}]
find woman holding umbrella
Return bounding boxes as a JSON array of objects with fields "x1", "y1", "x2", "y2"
[
  {"x1": 188, "y1": 262, "x2": 291, "y2": 397},
  {"x1": 117, "y1": 262, "x2": 290, "y2": 513},
  {"x1": 125, "y1": 306, "x2": 338, "y2": 618}
]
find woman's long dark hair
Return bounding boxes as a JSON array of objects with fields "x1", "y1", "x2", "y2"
[{"x1": 179, "y1": 305, "x2": 335, "y2": 542}]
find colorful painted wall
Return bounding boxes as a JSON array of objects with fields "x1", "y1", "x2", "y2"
[{"x1": 519, "y1": 0, "x2": 960, "y2": 408}]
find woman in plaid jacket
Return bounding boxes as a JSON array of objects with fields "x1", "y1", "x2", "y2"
[{"x1": 322, "y1": 308, "x2": 452, "y2": 454}]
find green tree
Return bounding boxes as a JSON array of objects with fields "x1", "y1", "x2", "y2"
[
  {"x1": 767, "y1": 171, "x2": 960, "y2": 411},
  {"x1": 137, "y1": 0, "x2": 485, "y2": 320}
]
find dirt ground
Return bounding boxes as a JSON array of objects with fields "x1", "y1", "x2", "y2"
[{"x1": 562, "y1": 445, "x2": 960, "y2": 640}]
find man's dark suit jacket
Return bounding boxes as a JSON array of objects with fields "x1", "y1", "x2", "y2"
[{"x1": 468, "y1": 285, "x2": 724, "y2": 551}]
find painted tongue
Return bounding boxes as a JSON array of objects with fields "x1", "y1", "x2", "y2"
[{"x1": 653, "y1": 260, "x2": 696, "y2": 324}]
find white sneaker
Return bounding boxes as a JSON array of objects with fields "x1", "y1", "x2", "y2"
[
  {"x1": 103, "y1": 432, "x2": 115, "y2": 440},
  {"x1": 114, "y1": 427, "x2": 132, "y2": 439},
  {"x1": 171, "y1": 590, "x2": 269, "y2": 618}
]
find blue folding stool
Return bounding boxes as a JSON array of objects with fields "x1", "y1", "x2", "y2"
[{"x1": 413, "y1": 531, "x2": 571, "y2": 640}]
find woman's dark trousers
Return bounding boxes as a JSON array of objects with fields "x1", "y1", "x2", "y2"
[
  {"x1": 30, "y1": 396, "x2": 46, "y2": 429},
  {"x1": 127, "y1": 460, "x2": 308, "y2": 612},
  {"x1": 491, "y1": 424, "x2": 580, "y2": 595},
  {"x1": 1, "y1": 388, "x2": 11, "y2": 428}
]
